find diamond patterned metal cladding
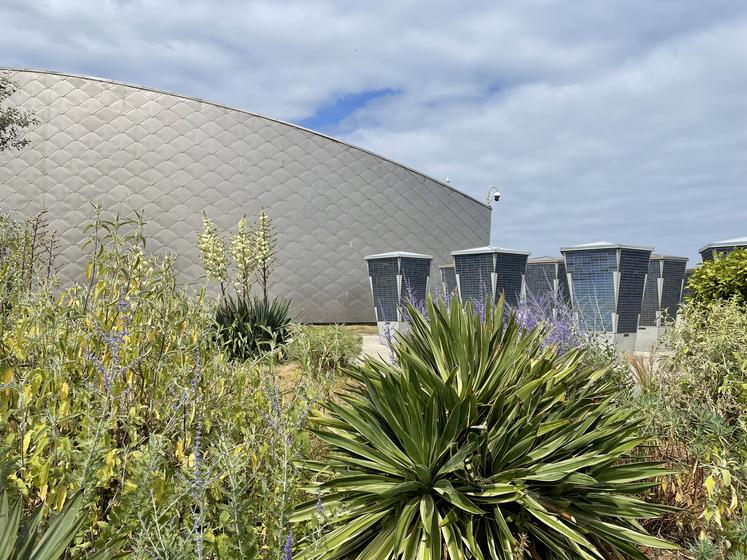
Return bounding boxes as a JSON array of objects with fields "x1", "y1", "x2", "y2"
[{"x1": 0, "y1": 69, "x2": 490, "y2": 322}]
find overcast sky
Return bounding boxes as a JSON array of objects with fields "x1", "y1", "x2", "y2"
[{"x1": 2, "y1": 0, "x2": 746, "y2": 262}]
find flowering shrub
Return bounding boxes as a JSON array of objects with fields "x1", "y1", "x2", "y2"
[
  {"x1": 632, "y1": 299, "x2": 747, "y2": 556},
  {"x1": 0, "y1": 210, "x2": 58, "y2": 311},
  {"x1": 687, "y1": 249, "x2": 747, "y2": 306},
  {"x1": 0, "y1": 212, "x2": 321, "y2": 559},
  {"x1": 514, "y1": 290, "x2": 584, "y2": 353}
]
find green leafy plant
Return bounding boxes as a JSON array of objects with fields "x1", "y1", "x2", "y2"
[
  {"x1": 0, "y1": 211, "x2": 58, "y2": 314},
  {"x1": 664, "y1": 298, "x2": 747, "y2": 427},
  {"x1": 287, "y1": 325, "x2": 362, "y2": 379},
  {"x1": 294, "y1": 297, "x2": 676, "y2": 559},
  {"x1": 0, "y1": 76, "x2": 38, "y2": 152},
  {"x1": 687, "y1": 249, "x2": 747, "y2": 306},
  {"x1": 0, "y1": 210, "x2": 319, "y2": 559},
  {"x1": 215, "y1": 295, "x2": 292, "y2": 360},
  {"x1": 689, "y1": 537, "x2": 719, "y2": 560},
  {"x1": 631, "y1": 299, "x2": 747, "y2": 554},
  {"x1": 0, "y1": 488, "x2": 123, "y2": 560}
]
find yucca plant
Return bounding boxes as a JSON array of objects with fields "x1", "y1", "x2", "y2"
[
  {"x1": 214, "y1": 295, "x2": 292, "y2": 360},
  {"x1": 0, "y1": 488, "x2": 123, "y2": 559},
  {"x1": 293, "y1": 296, "x2": 677, "y2": 559}
]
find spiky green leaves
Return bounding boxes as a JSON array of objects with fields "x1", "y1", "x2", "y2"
[
  {"x1": 293, "y1": 297, "x2": 677, "y2": 559},
  {"x1": 214, "y1": 295, "x2": 291, "y2": 360},
  {"x1": 0, "y1": 489, "x2": 124, "y2": 560}
]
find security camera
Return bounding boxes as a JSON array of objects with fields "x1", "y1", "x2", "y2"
[{"x1": 487, "y1": 186, "x2": 501, "y2": 206}]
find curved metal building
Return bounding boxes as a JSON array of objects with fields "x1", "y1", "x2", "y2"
[{"x1": 0, "y1": 68, "x2": 490, "y2": 322}]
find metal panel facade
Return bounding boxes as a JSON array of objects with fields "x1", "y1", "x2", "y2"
[
  {"x1": 640, "y1": 258, "x2": 661, "y2": 327},
  {"x1": 495, "y1": 253, "x2": 528, "y2": 308},
  {"x1": 616, "y1": 249, "x2": 650, "y2": 334},
  {"x1": 660, "y1": 259, "x2": 687, "y2": 322},
  {"x1": 525, "y1": 262, "x2": 556, "y2": 299},
  {"x1": 454, "y1": 253, "x2": 494, "y2": 303},
  {"x1": 563, "y1": 249, "x2": 617, "y2": 332},
  {"x1": 440, "y1": 265, "x2": 457, "y2": 297},
  {"x1": 525, "y1": 258, "x2": 570, "y2": 305},
  {"x1": 0, "y1": 69, "x2": 490, "y2": 322}
]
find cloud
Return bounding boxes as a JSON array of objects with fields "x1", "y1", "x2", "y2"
[{"x1": 1, "y1": 0, "x2": 746, "y2": 261}]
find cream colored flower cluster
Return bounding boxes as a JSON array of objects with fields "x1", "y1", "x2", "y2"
[
  {"x1": 231, "y1": 216, "x2": 255, "y2": 290},
  {"x1": 197, "y1": 215, "x2": 228, "y2": 282},
  {"x1": 254, "y1": 209, "x2": 274, "y2": 268}
]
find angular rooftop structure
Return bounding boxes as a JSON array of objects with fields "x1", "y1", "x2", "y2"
[
  {"x1": 525, "y1": 256, "x2": 571, "y2": 305},
  {"x1": 699, "y1": 237, "x2": 747, "y2": 261},
  {"x1": 561, "y1": 242, "x2": 653, "y2": 352},
  {"x1": 451, "y1": 245, "x2": 530, "y2": 308}
]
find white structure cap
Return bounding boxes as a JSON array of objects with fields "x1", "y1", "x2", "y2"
[
  {"x1": 364, "y1": 251, "x2": 433, "y2": 260},
  {"x1": 451, "y1": 245, "x2": 530, "y2": 256},
  {"x1": 560, "y1": 241, "x2": 653, "y2": 252},
  {"x1": 528, "y1": 256, "x2": 563, "y2": 264},
  {"x1": 699, "y1": 236, "x2": 747, "y2": 253},
  {"x1": 650, "y1": 253, "x2": 689, "y2": 262}
]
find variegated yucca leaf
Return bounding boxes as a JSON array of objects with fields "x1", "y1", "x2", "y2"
[
  {"x1": 0, "y1": 488, "x2": 125, "y2": 560},
  {"x1": 293, "y1": 296, "x2": 677, "y2": 559}
]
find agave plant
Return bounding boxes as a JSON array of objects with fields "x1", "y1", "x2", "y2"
[
  {"x1": 214, "y1": 295, "x2": 292, "y2": 360},
  {"x1": 0, "y1": 488, "x2": 123, "y2": 560},
  {"x1": 293, "y1": 297, "x2": 677, "y2": 559}
]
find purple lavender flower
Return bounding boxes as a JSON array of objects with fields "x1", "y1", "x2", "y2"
[
  {"x1": 191, "y1": 415, "x2": 205, "y2": 560},
  {"x1": 117, "y1": 291, "x2": 130, "y2": 313},
  {"x1": 515, "y1": 289, "x2": 584, "y2": 353},
  {"x1": 400, "y1": 277, "x2": 428, "y2": 324},
  {"x1": 87, "y1": 321, "x2": 136, "y2": 394},
  {"x1": 283, "y1": 531, "x2": 293, "y2": 560},
  {"x1": 316, "y1": 489, "x2": 324, "y2": 516},
  {"x1": 171, "y1": 351, "x2": 203, "y2": 412},
  {"x1": 441, "y1": 289, "x2": 453, "y2": 309}
]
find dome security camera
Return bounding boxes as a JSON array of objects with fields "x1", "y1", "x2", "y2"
[{"x1": 487, "y1": 186, "x2": 501, "y2": 206}]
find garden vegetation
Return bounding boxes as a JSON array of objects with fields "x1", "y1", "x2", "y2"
[{"x1": 0, "y1": 208, "x2": 745, "y2": 559}]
